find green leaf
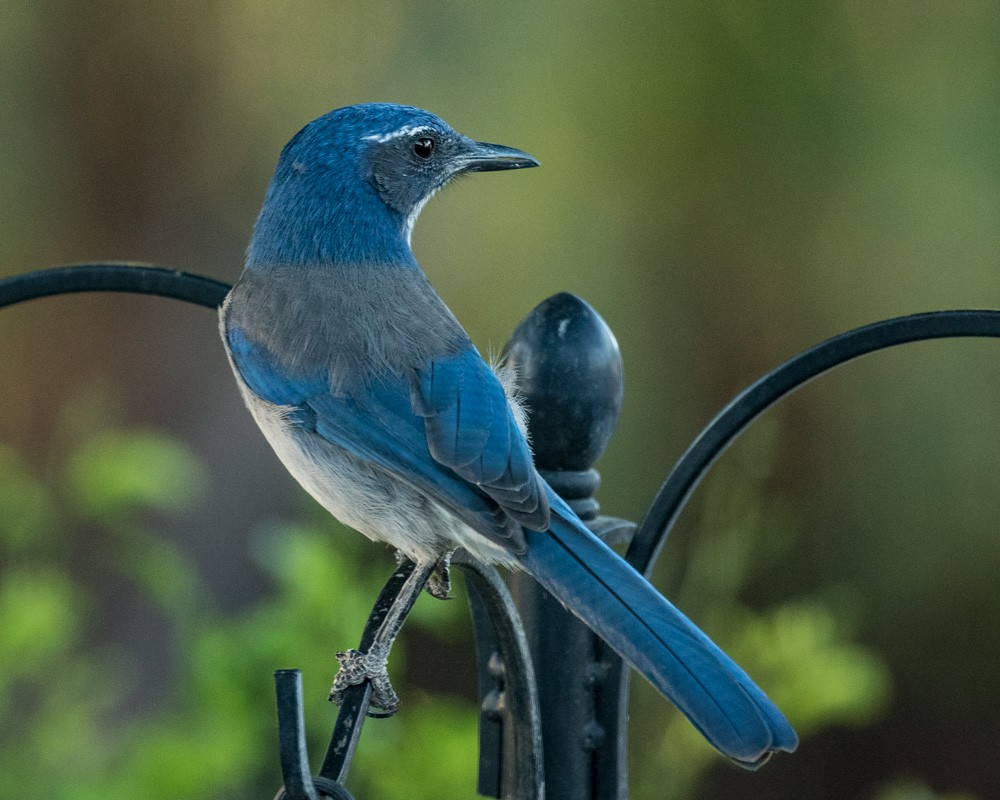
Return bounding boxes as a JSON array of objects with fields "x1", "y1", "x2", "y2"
[
  {"x1": 728, "y1": 602, "x2": 893, "y2": 732},
  {"x1": 64, "y1": 430, "x2": 208, "y2": 518},
  {"x1": 0, "y1": 444, "x2": 59, "y2": 551},
  {"x1": 0, "y1": 568, "x2": 80, "y2": 678},
  {"x1": 875, "y1": 779, "x2": 979, "y2": 800}
]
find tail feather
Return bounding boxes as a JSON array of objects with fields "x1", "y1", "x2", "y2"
[{"x1": 517, "y1": 493, "x2": 797, "y2": 768}]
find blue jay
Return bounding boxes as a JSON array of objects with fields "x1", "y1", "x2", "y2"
[{"x1": 220, "y1": 103, "x2": 797, "y2": 767}]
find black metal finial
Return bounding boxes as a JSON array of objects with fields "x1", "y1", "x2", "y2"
[
  {"x1": 504, "y1": 292, "x2": 624, "y2": 472},
  {"x1": 505, "y1": 293, "x2": 631, "y2": 800}
]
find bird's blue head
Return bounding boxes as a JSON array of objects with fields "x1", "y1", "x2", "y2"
[{"x1": 247, "y1": 103, "x2": 538, "y2": 269}]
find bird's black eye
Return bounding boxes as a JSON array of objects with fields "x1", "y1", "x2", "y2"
[{"x1": 413, "y1": 137, "x2": 435, "y2": 159}]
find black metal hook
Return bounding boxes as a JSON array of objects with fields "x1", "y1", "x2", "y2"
[
  {"x1": 273, "y1": 670, "x2": 356, "y2": 800},
  {"x1": 273, "y1": 670, "x2": 323, "y2": 800},
  {"x1": 318, "y1": 560, "x2": 419, "y2": 784},
  {"x1": 315, "y1": 554, "x2": 544, "y2": 800},
  {"x1": 272, "y1": 559, "x2": 433, "y2": 800},
  {"x1": 272, "y1": 562, "x2": 425, "y2": 800},
  {"x1": 454, "y1": 551, "x2": 544, "y2": 800},
  {"x1": 627, "y1": 308, "x2": 1000, "y2": 577},
  {"x1": 0, "y1": 262, "x2": 228, "y2": 311}
]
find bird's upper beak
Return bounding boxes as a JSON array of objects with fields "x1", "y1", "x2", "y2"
[{"x1": 457, "y1": 139, "x2": 540, "y2": 173}]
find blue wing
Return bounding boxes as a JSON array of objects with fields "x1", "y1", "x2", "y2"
[
  {"x1": 409, "y1": 348, "x2": 548, "y2": 529},
  {"x1": 227, "y1": 326, "x2": 542, "y2": 551}
]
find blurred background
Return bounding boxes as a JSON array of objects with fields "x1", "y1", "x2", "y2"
[{"x1": 1, "y1": 2, "x2": 999, "y2": 798}]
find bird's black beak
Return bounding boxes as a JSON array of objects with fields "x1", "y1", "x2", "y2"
[{"x1": 458, "y1": 140, "x2": 540, "y2": 173}]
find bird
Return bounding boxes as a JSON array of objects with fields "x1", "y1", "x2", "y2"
[{"x1": 220, "y1": 102, "x2": 797, "y2": 768}]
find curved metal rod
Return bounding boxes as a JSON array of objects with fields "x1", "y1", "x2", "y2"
[
  {"x1": 319, "y1": 560, "x2": 424, "y2": 784},
  {"x1": 0, "y1": 263, "x2": 230, "y2": 310},
  {"x1": 627, "y1": 309, "x2": 1000, "y2": 576},
  {"x1": 454, "y1": 550, "x2": 544, "y2": 800},
  {"x1": 274, "y1": 670, "x2": 322, "y2": 800}
]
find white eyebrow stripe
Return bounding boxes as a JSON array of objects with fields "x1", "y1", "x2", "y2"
[{"x1": 362, "y1": 125, "x2": 434, "y2": 144}]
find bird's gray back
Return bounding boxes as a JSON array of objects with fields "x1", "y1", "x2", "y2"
[{"x1": 223, "y1": 264, "x2": 469, "y2": 392}]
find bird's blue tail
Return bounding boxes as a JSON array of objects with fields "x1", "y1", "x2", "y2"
[{"x1": 517, "y1": 491, "x2": 797, "y2": 768}]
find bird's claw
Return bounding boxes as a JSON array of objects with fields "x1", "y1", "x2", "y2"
[
  {"x1": 329, "y1": 644, "x2": 400, "y2": 715},
  {"x1": 425, "y1": 552, "x2": 453, "y2": 600}
]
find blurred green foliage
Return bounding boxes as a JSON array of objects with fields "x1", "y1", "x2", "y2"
[
  {"x1": 0, "y1": 413, "x2": 482, "y2": 799},
  {"x1": 0, "y1": 410, "x2": 488, "y2": 800},
  {"x1": 875, "y1": 780, "x2": 977, "y2": 800}
]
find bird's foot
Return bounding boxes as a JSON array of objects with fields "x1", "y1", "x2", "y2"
[
  {"x1": 425, "y1": 551, "x2": 454, "y2": 600},
  {"x1": 329, "y1": 643, "x2": 400, "y2": 715}
]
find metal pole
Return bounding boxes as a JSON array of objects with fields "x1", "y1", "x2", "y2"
[{"x1": 504, "y1": 293, "x2": 628, "y2": 800}]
